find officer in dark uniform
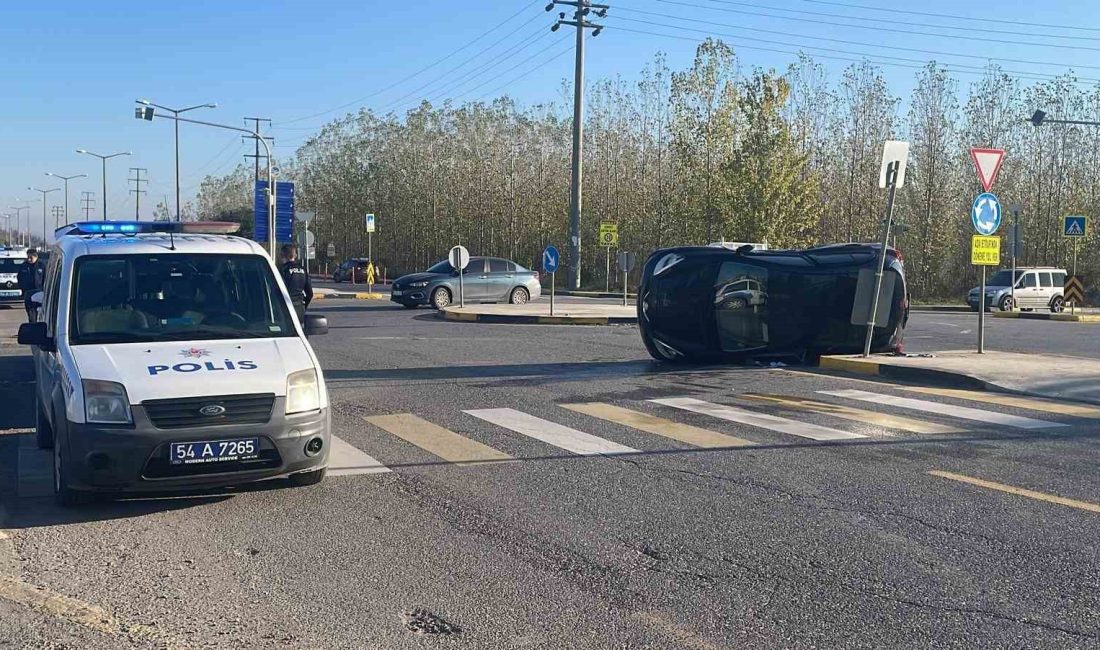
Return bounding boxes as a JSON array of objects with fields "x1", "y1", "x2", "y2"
[
  {"x1": 17, "y1": 248, "x2": 46, "y2": 323},
  {"x1": 279, "y1": 244, "x2": 313, "y2": 324}
]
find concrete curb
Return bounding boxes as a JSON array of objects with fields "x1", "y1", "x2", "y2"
[
  {"x1": 441, "y1": 308, "x2": 636, "y2": 326},
  {"x1": 312, "y1": 292, "x2": 387, "y2": 301},
  {"x1": 818, "y1": 355, "x2": 988, "y2": 390},
  {"x1": 992, "y1": 311, "x2": 1100, "y2": 323},
  {"x1": 555, "y1": 290, "x2": 637, "y2": 300},
  {"x1": 909, "y1": 305, "x2": 971, "y2": 313}
]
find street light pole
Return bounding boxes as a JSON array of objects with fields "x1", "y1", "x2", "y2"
[
  {"x1": 137, "y1": 110, "x2": 275, "y2": 256},
  {"x1": 76, "y1": 149, "x2": 131, "y2": 219},
  {"x1": 10, "y1": 204, "x2": 33, "y2": 246},
  {"x1": 136, "y1": 100, "x2": 217, "y2": 221},
  {"x1": 28, "y1": 187, "x2": 60, "y2": 246},
  {"x1": 45, "y1": 172, "x2": 87, "y2": 226}
]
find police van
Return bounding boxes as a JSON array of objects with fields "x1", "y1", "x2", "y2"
[
  {"x1": 0, "y1": 247, "x2": 27, "y2": 303},
  {"x1": 18, "y1": 221, "x2": 331, "y2": 505}
]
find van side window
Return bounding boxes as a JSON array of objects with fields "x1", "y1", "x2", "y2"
[
  {"x1": 44, "y1": 252, "x2": 63, "y2": 337},
  {"x1": 1054, "y1": 272, "x2": 1066, "y2": 287},
  {"x1": 1039, "y1": 273, "x2": 1052, "y2": 288},
  {"x1": 1023, "y1": 273, "x2": 1038, "y2": 288}
]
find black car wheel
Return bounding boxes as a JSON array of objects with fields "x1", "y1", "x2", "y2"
[
  {"x1": 54, "y1": 429, "x2": 91, "y2": 507},
  {"x1": 288, "y1": 468, "x2": 326, "y2": 487},
  {"x1": 1050, "y1": 296, "x2": 1065, "y2": 313},
  {"x1": 431, "y1": 287, "x2": 452, "y2": 310},
  {"x1": 35, "y1": 395, "x2": 54, "y2": 449},
  {"x1": 509, "y1": 287, "x2": 529, "y2": 305}
]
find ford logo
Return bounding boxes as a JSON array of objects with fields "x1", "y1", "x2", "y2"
[{"x1": 199, "y1": 404, "x2": 227, "y2": 417}]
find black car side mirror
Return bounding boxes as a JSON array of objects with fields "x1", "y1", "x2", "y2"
[
  {"x1": 18, "y1": 322, "x2": 53, "y2": 351},
  {"x1": 303, "y1": 314, "x2": 329, "y2": 336}
]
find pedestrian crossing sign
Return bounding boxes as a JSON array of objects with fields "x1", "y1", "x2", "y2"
[{"x1": 1064, "y1": 215, "x2": 1087, "y2": 238}]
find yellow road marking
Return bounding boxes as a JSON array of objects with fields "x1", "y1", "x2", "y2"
[
  {"x1": 901, "y1": 386, "x2": 1100, "y2": 418},
  {"x1": 928, "y1": 470, "x2": 1100, "y2": 514},
  {"x1": 364, "y1": 414, "x2": 513, "y2": 466},
  {"x1": 561, "y1": 402, "x2": 754, "y2": 448},
  {"x1": 742, "y1": 394, "x2": 964, "y2": 434}
]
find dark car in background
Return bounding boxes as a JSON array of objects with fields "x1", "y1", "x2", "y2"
[
  {"x1": 637, "y1": 244, "x2": 908, "y2": 362},
  {"x1": 391, "y1": 256, "x2": 541, "y2": 309},
  {"x1": 332, "y1": 258, "x2": 371, "y2": 283}
]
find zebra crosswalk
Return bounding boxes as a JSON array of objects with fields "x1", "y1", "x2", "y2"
[{"x1": 329, "y1": 385, "x2": 1081, "y2": 478}]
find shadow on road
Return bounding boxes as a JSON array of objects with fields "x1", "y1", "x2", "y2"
[{"x1": 325, "y1": 359, "x2": 670, "y2": 383}]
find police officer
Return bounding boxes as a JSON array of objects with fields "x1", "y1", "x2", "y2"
[
  {"x1": 17, "y1": 248, "x2": 46, "y2": 323},
  {"x1": 279, "y1": 244, "x2": 313, "y2": 323}
]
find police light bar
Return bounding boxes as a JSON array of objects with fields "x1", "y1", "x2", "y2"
[{"x1": 59, "y1": 221, "x2": 241, "y2": 236}]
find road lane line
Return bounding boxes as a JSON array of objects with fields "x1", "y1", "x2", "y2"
[
  {"x1": 651, "y1": 397, "x2": 865, "y2": 441},
  {"x1": 326, "y1": 435, "x2": 392, "y2": 476},
  {"x1": 928, "y1": 470, "x2": 1100, "y2": 514},
  {"x1": 561, "y1": 402, "x2": 755, "y2": 448},
  {"x1": 364, "y1": 413, "x2": 514, "y2": 466},
  {"x1": 818, "y1": 389, "x2": 1066, "y2": 430},
  {"x1": 900, "y1": 386, "x2": 1100, "y2": 418},
  {"x1": 742, "y1": 394, "x2": 964, "y2": 435},
  {"x1": 464, "y1": 408, "x2": 638, "y2": 456}
]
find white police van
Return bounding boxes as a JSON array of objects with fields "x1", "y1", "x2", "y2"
[
  {"x1": 18, "y1": 221, "x2": 331, "y2": 505},
  {"x1": 0, "y1": 247, "x2": 27, "y2": 303}
]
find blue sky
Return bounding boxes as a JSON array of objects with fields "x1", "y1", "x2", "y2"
[{"x1": 1, "y1": 0, "x2": 1096, "y2": 241}]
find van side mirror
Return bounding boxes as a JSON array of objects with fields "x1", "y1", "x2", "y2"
[
  {"x1": 303, "y1": 314, "x2": 328, "y2": 336},
  {"x1": 17, "y1": 322, "x2": 53, "y2": 350}
]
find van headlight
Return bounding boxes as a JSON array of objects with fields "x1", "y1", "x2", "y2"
[
  {"x1": 83, "y1": 380, "x2": 133, "y2": 424},
  {"x1": 286, "y1": 369, "x2": 320, "y2": 414}
]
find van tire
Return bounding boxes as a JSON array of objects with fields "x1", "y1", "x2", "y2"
[
  {"x1": 54, "y1": 433, "x2": 92, "y2": 507},
  {"x1": 35, "y1": 396, "x2": 54, "y2": 449},
  {"x1": 288, "y1": 468, "x2": 326, "y2": 487},
  {"x1": 1050, "y1": 296, "x2": 1065, "y2": 313}
]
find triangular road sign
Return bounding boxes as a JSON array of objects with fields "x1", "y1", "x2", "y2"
[{"x1": 970, "y1": 147, "x2": 1006, "y2": 193}]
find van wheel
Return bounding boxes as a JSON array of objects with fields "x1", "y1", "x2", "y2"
[
  {"x1": 998, "y1": 295, "x2": 1015, "y2": 312},
  {"x1": 54, "y1": 435, "x2": 92, "y2": 507},
  {"x1": 432, "y1": 287, "x2": 452, "y2": 310},
  {"x1": 509, "y1": 287, "x2": 529, "y2": 305},
  {"x1": 1050, "y1": 296, "x2": 1065, "y2": 313},
  {"x1": 35, "y1": 396, "x2": 54, "y2": 449},
  {"x1": 288, "y1": 468, "x2": 326, "y2": 487}
]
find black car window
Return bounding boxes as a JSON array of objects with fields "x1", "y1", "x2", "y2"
[
  {"x1": 714, "y1": 262, "x2": 770, "y2": 352},
  {"x1": 489, "y1": 259, "x2": 509, "y2": 273}
]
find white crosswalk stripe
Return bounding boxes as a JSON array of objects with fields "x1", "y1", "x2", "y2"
[
  {"x1": 817, "y1": 390, "x2": 1067, "y2": 430},
  {"x1": 464, "y1": 407, "x2": 638, "y2": 456},
  {"x1": 327, "y1": 435, "x2": 391, "y2": 476},
  {"x1": 651, "y1": 397, "x2": 866, "y2": 441}
]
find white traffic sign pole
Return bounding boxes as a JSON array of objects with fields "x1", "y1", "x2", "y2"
[
  {"x1": 606, "y1": 247, "x2": 610, "y2": 293},
  {"x1": 550, "y1": 271, "x2": 555, "y2": 316},
  {"x1": 863, "y1": 161, "x2": 899, "y2": 358},
  {"x1": 979, "y1": 266, "x2": 986, "y2": 353}
]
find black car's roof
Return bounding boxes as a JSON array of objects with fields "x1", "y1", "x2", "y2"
[{"x1": 659, "y1": 243, "x2": 896, "y2": 266}]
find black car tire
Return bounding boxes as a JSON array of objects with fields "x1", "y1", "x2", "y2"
[
  {"x1": 1050, "y1": 296, "x2": 1065, "y2": 313},
  {"x1": 509, "y1": 287, "x2": 530, "y2": 305},
  {"x1": 998, "y1": 295, "x2": 1015, "y2": 312},
  {"x1": 35, "y1": 395, "x2": 54, "y2": 450},
  {"x1": 288, "y1": 468, "x2": 326, "y2": 487},
  {"x1": 431, "y1": 287, "x2": 452, "y2": 310},
  {"x1": 54, "y1": 428, "x2": 92, "y2": 507}
]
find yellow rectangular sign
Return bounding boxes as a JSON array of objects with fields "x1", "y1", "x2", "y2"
[
  {"x1": 598, "y1": 221, "x2": 618, "y2": 247},
  {"x1": 971, "y1": 235, "x2": 1000, "y2": 266}
]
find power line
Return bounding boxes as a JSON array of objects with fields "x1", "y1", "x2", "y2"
[
  {"x1": 275, "y1": 0, "x2": 543, "y2": 126},
  {"x1": 475, "y1": 40, "x2": 578, "y2": 102},
  {"x1": 81, "y1": 192, "x2": 95, "y2": 220},
  {"x1": 697, "y1": 0, "x2": 1100, "y2": 41},
  {"x1": 617, "y1": 6, "x2": 1100, "y2": 72},
  {"x1": 128, "y1": 168, "x2": 148, "y2": 220},
  {"x1": 415, "y1": 28, "x2": 553, "y2": 108},
  {"x1": 655, "y1": 0, "x2": 1100, "y2": 52},
  {"x1": 611, "y1": 13, "x2": 1100, "y2": 81},
  {"x1": 452, "y1": 35, "x2": 573, "y2": 103},
  {"x1": 242, "y1": 117, "x2": 273, "y2": 182},
  {"x1": 802, "y1": 0, "x2": 1100, "y2": 33}
]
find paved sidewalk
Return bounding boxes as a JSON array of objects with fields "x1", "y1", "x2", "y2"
[
  {"x1": 821, "y1": 350, "x2": 1100, "y2": 405},
  {"x1": 442, "y1": 302, "x2": 636, "y2": 325}
]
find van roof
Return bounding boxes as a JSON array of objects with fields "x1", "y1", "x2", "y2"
[{"x1": 54, "y1": 232, "x2": 267, "y2": 259}]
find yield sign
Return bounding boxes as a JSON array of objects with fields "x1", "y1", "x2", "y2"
[{"x1": 969, "y1": 147, "x2": 1006, "y2": 192}]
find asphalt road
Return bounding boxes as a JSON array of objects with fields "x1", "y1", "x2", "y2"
[
  {"x1": 1, "y1": 301, "x2": 1098, "y2": 648},
  {"x1": 905, "y1": 311, "x2": 1100, "y2": 359}
]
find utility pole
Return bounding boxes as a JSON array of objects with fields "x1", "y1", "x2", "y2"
[
  {"x1": 548, "y1": 1, "x2": 608, "y2": 290},
  {"x1": 45, "y1": 172, "x2": 87, "y2": 227},
  {"x1": 81, "y1": 192, "x2": 96, "y2": 220},
  {"x1": 76, "y1": 149, "x2": 131, "y2": 219},
  {"x1": 51, "y1": 206, "x2": 64, "y2": 231},
  {"x1": 242, "y1": 118, "x2": 273, "y2": 181},
  {"x1": 129, "y1": 168, "x2": 148, "y2": 220}
]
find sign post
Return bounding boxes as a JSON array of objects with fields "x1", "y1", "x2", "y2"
[
  {"x1": 296, "y1": 211, "x2": 315, "y2": 276},
  {"x1": 326, "y1": 242, "x2": 336, "y2": 276},
  {"x1": 1008, "y1": 204, "x2": 1022, "y2": 309},
  {"x1": 449, "y1": 245, "x2": 470, "y2": 308},
  {"x1": 599, "y1": 221, "x2": 618, "y2": 292},
  {"x1": 365, "y1": 213, "x2": 376, "y2": 269},
  {"x1": 617, "y1": 251, "x2": 636, "y2": 307},
  {"x1": 864, "y1": 140, "x2": 909, "y2": 358},
  {"x1": 1064, "y1": 215, "x2": 1088, "y2": 314},
  {"x1": 543, "y1": 245, "x2": 560, "y2": 316}
]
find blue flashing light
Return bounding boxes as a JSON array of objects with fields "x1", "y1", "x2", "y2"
[{"x1": 60, "y1": 220, "x2": 240, "y2": 237}]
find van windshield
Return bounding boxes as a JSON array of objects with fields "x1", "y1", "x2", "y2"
[
  {"x1": 70, "y1": 254, "x2": 296, "y2": 345},
  {"x1": 0, "y1": 258, "x2": 25, "y2": 274}
]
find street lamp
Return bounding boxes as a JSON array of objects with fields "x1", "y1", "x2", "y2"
[
  {"x1": 1, "y1": 214, "x2": 12, "y2": 247},
  {"x1": 28, "y1": 187, "x2": 60, "y2": 246},
  {"x1": 136, "y1": 99, "x2": 217, "y2": 221},
  {"x1": 45, "y1": 172, "x2": 87, "y2": 226},
  {"x1": 136, "y1": 108, "x2": 277, "y2": 256},
  {"x1": 9, "y1": 203, "x2": 34, "y2": 246},
  {"x1": 76, "y1": 149, "x2": 131, "y2": 219}
]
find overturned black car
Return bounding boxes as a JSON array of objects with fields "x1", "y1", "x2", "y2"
[{"x1": 637, "y1": 244, "x2": 908, "y2": 362}]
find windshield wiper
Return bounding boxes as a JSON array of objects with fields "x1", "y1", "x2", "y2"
[{"x1": 154, "y1": 329, "x2": 272, "y2": 341}]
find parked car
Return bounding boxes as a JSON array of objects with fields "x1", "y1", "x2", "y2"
[
  {"x1": 391, "y1": 257, "x2": 541, "y2": 309},
  {"x1": 637, "y1": 244, "x2": 908, "y2": 362},
  {"x1": 332, "y1": 258, "x2": 371, "y2": 283},
  {"x1": 967, "y1": 267, "x2": 1067, "y2": 312}
]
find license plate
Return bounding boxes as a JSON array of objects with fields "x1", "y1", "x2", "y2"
[
  {"x1": 0, "y1": 290, "x2": 19, "y2": 298},
  {"x1": 170, "y1": 438, "x2": 260, "y2": 465},
  {"x1": 391, "y1": 290, "x2": 403, "y2": 297}
]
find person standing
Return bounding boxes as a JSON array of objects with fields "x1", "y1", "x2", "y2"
[
  {"x1": 17, "y1": 249, "x2": 46, "y2": 323},
  {"x1": 279, "y1": 244, "x2": 313, "y2": 324}
]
